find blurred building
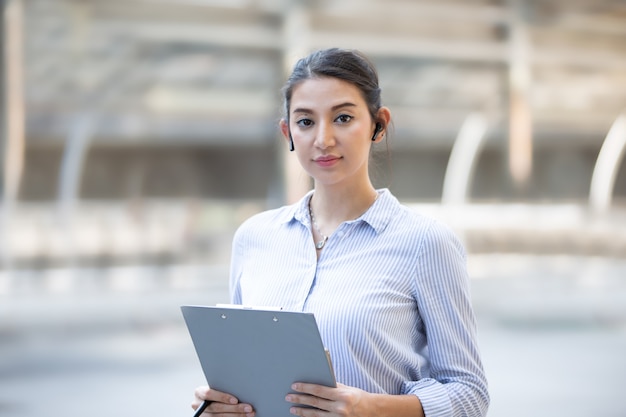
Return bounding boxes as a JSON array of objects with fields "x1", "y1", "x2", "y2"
[
  {"x1": 1, "y1": 0, "x2": 626, "y2": 269},
  {"x1": 4, "y1": 0, "x2": 623, "y2": 202}
]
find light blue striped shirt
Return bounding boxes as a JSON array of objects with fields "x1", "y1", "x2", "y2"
[{"x1": 230, "y1": 189, "x2": 489, "y2": 417}]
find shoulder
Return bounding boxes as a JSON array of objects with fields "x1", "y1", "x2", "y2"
[
  {"x1": 377, "y1": 191, "x2": 436, "y2": 233},
  {"x1": 397, "y1": 206, "x2": 468, "y2": 272},
  {"x1": 380, "y1": 193, "x2": 464, "y2": 255}
]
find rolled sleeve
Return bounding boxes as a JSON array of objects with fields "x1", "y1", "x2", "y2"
[
  {"x1": 409, "y1": 222, "x2": 490, "y2": 417},
  {"x1": 403, "y1": 379, "x2": 453, "y2": 417}
]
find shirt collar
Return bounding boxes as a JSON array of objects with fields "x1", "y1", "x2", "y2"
[
  {"x1": 359, "y1": 188, "x2": 396, "y2": 234},
  {"x1": 279, "y1": 188, "x2": 398, "y2": 235}
]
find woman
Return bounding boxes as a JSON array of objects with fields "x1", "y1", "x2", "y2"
[{"x1": 192, "y1": 48, "x2": 489, "y2": 417}]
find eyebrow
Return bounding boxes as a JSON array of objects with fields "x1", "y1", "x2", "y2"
[{"x1": 292, "y1": 102, "x2": 357, "y2": 114}]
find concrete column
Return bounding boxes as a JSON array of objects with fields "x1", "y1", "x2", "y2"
[
  {"x1": 507, "y1": 0, "x2": 533, "y2": 187},
  {"x1": 1, "y1": 0, "x2": 25, "y2": 203},
  {"x1": 1, "y1": 0, "x2": 24, "y2": 273},
  {"x1": 0, "y1": 0, "x2": 5, "y2": 195}
]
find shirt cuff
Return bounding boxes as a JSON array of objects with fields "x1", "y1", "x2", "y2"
[{"x1": 403, "y1": 379, "x2": 452, "y2": 417}]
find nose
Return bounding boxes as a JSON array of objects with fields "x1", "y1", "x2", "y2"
[{"x1": 315, "y1": 122, "x2": 335, "y2": 149}]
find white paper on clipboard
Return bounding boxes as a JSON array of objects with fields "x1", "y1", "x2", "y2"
[{"x1": 181, "y1": 305, "x2": 336, "y2": 417}]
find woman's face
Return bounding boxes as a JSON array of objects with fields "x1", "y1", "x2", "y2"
[{"x1": 282, "y1": 76, "x2": 381, "y2": 187}]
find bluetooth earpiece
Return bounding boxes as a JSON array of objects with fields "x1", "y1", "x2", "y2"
[
  {"x1": 288, "y1": 133, "x2": 295, "y2": 151},
  {"x1": 371, "y1": 123, "x2": 383, "y2": 141}
]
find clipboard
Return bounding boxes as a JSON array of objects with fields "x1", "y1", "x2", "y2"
[{"x1": 181, "y1": 305, "x2": 336, "y2": 417}]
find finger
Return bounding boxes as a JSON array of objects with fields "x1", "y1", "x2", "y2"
[
  {"x1": 291, "y1": 383, "x2": 336, "y2": 401},
  {"x1": 199, "y1": 401, "x2": 255, "y2": 416},
  {"x1": 286, "y1": 392, "x2": 332, "y2": 412},
  {"x1": 194, "y1": 386, "x2": 240, "y2": 406}
]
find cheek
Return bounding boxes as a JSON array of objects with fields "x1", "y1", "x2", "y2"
[
  {"x1": 346, "y1": 128, "x2": 374, "y2": 152},
  {"x1": 346, "y1": 123, "x2": 371, "y2": 141},
  {"x1": 293, "y1": 146, "x2": 312, "y2": 169},
  {"x1": 290, "y1": 131, "x2": 310, "y2": 152}
]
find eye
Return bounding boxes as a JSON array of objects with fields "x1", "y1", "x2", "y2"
[
  {"x1": 296, "y1": 118, "x2": 313, "y2": 128},
  {"x1": 335, "y1": 114, "x2": 353, "y2": 124}
]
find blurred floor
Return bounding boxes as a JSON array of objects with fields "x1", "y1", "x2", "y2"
[{"x1": 1, "y1": 254, "x2": 625, "y2": 417}]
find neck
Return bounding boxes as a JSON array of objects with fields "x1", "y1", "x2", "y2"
[{"x1": 309, "y1": 184, "x2": 379, "y2": 232}]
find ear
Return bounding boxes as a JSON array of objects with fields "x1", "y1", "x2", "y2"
[
  {"x1": 279, "y1": 119, "x2": 294, "y2": 151},
  {"x1": 279, "y1": 119, "x2": 290, "y2": 140},
  {"x1": 372, "y1": 107, "x2": 392, "y2": 143}
]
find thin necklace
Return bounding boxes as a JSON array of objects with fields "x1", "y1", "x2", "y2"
[
  {"x1": 308, "y1": 192, "x2": 379, "y2": 251},
  {"x1": 309, "y1": 200, "x2": 328, "y2": 250}
]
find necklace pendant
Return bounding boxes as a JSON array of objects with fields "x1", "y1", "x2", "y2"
[{"x1": 315, "y1": 236, "x2": 328, "y2": 250}]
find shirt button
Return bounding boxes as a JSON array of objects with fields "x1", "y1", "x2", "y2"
[{"x1": 337, "y1": 231, "x2": 345, "y2": 237}]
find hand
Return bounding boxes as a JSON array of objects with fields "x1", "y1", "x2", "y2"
[
  {"x1": 285, "y1": 382, "x2": 371, "y2": 417},
  {"x1": 192, "y1": 385, "x2": 255, "y2": 417}
]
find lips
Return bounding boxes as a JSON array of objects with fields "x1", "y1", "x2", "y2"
[
  {"x1": 314, "y1": 155, "x2": 341, "y2": 167},
  {"x1": 315, "y1": 156, "x2": 339, "y2": 162}
]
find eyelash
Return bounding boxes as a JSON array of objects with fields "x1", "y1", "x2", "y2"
[
  {"x1": 295, "y1": 114, "x2": 353, "y2": 128},
  {"x1": 296, "y1": 118, "x2": 313, "y2": 128},
  {"x1": 336, "y1": 114, "x2": 352, "y2": 124}
]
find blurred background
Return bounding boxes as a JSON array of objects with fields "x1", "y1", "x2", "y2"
[{"x1": 1, "y1": 0, "x2": 625, "y2": 416}]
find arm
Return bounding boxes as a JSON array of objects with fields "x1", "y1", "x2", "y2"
[{"x1": 406, "y1": 222, "x2": 489, "y2": 417}]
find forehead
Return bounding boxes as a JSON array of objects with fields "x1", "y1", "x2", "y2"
[{"x1": 290, "y1": 77, "x2": 366, "y2": 111}]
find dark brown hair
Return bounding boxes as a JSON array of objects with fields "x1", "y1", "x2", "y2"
[{"x1": 282, "y1": 48, "x2": 382, "y2": 122}]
